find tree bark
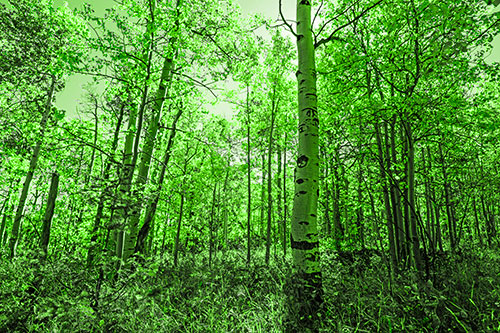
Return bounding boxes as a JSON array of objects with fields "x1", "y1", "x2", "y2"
[
  {"x1": 9, "y1": 76, "x2": 56, "y2": 259},
  {"x1": 87, "y1": 103, "x2": 124, "y2": 267},
  {"x1": 135, "y1": 107, "x2": 182, "y2": 255},
  {"x1": 122, "y1": 0, "x2": 181, "y2": 262},
  {"x1": 375, "y1": 121, "x2": 397, "y2": 273},
  {"x1": 406, "y1": 121, "x2": 422, "y2": 271},
  {"x1": 439, "y1": 142, "x2": 456, "y2": 251},
  {"x1": 265, "y1": 90, "x2": 277, "y2": 265},
  {"x1": 122, "y1": 52, "x2": 177, "y2": 261},
  {"x1": 173, "y1": 191, "x2": 185, "y2": 266},
  {"x1": 288, "y1": 0, "x2": 322, "y2": 328},
  {"x1": 209, "y1": 183, "x2": 217, "y2": 268},
  {"x1": 40, "y1": 172, "x2": 59, "y2": 260},
  {"x1": 246, "y1": 85, "x2": 252, "y2": 264},
  {"x1": 114, "y1": 101, "x2": 138, "y2": 262},
  {"x1": 283, "y1": 133, "x2": 287, "y2": 257}
]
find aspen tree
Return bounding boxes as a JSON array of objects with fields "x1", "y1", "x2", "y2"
[
  {"x1": 9, "y1": 77, "x2": 56, "y2": 258},
  {"x1": 289, "y1": 0, "x2": 322, "y2": 325},
  {"x1": 40, "y1": 172, "x2": 59, "y2": 260},
  {"x1": 122, "y1": 0, "x2": 181, "y2": 262}
]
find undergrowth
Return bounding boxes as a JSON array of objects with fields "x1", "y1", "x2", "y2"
[{"x1": 0, "y1": 246, "x2": 499, "y2": 332}]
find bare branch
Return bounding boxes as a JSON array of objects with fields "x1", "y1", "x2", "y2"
[
  {"x1": 312, "y1": 0, "x2": 325, "y2": 29},
  {"x1": 279, "y1": 0, "x2": 298, "y2": 38},
  {"x1": 314, "y1": 0, "x2": 384, "y2": 49},
  {"x1": 314, "y1": 0, "x2": 362, "y2": 41},
  {"x1": 173, "y1": 72, "x2": 219, "y2": 98}
]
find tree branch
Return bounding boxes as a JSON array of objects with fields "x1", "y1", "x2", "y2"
[
  {"x1": 314, "y1": 0, "x2": 384, "y2": 49},
  {"x1": 279, "y1": 0, "x2": 298, "y2": 38}
]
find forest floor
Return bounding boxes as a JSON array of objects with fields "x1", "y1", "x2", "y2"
[{"x1": 1, "y1": 246, "x2": 499, "y2": 332}]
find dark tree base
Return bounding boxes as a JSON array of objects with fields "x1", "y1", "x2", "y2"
[{"x1": 284, "y1": 271, "x2": 324, "y2": 332}]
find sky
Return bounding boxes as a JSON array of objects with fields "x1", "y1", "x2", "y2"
[
  {"x1": 51, "y1": 0, "x2": 500, "y2": 118},
  {"x1": 52, "y1": 0, "x2": 295, "y2": 118}
]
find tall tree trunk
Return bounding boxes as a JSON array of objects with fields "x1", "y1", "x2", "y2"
[
  {"x1": 289, "y1": 0, "x2": 322, "y2": 327},
  {"x1": 122, "y1": 38, "x2": 178, "y2": 262},
  {"x1": 265, "y1": 94, "x2": 277, "y2": 265},
  {"x1": 114, "y1": 102, "x2": 138, "y2": 262},
  {"x1": 87, "y1": 103, "x2": 124, "y2": 267},
  {"x1": 472, "y1": 196, "x2": 483, "y2": 246},
  {"x1": 276, "y1": 144, "x2": 282, "y2": 253},
  {"x1": 406, "y1": 121, "x2": 422, "y2": 271},
  {"x1": 260, "y1": 151, "x2": 266, "y2": 239},
  {"x1": 9, "y1": 76, "x2": 56, "y2": 259},
  {"x1": 375, "y1": 121, "x2": 397, "y2": 273},
  {"x1": 135, "y1": 107, "x2": 182, "y2": 255},
  {"x1": 173, "y1": 192, "x2": 185, "y2": 266},
  {"x1": 357, "y1": 119, "x2": 365, "y2": 249},
  {"x1": 0, "y1": 179, "x2": 17, "y2": 247},
  {"x1": 283, "y1": 133, "x2": 287, "y2": 257},
  {"x1": 209, "y1": 183, "x2": 217, "y2": 268},
  {"x1": 40, "y1": 172, "x2": 59, "y2": 260},
  {"x1": 332, "y1": 150, "x2": 343, "y2": 250},
  {"x1": 384, "y1": 120, "x2": 398, "y2": 260},
  {"x1": 322, "y1": 150, "x2": 332, "y2": 237},
  {"x1": 439, "y1": 142, "x2": 456, "y2": 251},
  {"x1": 422, "y1": 147, "x2": 434, "y2": 253},
  {"x1": 480, "y1": 195, "x2": 493, "y2": 246},
  {"x1": 391, "y1": 117, "x2": 404, "y2": 261},
  {"x1": 401, "y1": 124, "x2": 411, "y2": 266},
  {"x1": 246, "y1": 85, "x2": 252, "y2": 264}
]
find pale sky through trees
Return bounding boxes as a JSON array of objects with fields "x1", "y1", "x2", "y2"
[
  {"x1": 51, "y1": 0, "x2": 500, "y2": 118},
  {"x1": 52, "y1": 0, "x2": 295, "y2": 118}
]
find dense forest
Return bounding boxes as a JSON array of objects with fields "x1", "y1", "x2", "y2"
[{"x1": 1, "y1": 0, "x2": 500, "y2": 331}]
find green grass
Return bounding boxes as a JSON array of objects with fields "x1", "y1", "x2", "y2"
[{"x1": 0, "y1": 246, "x2": 499, "y2": 332}]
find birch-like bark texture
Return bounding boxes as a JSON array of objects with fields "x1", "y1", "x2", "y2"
[
  {"x1": 40, "y1": 172, "x2": 59, "y2": 259},
  {"x1": 292, "y1": 0, "x2": 321, "y2": 278},
  {"x1": 114, "y1": 103, "x2": 138, "y2": 262},
  {"x1": 121, "y1": 53, "x2": 176, "y2": 262},
  {"x1": 9, "y1": 76, "x2": 56, "y2": 259},
  {"x1": 122, "y1": 0, "x2": 181, "y2": 262},
  {"x1": 287, "y1": 0, "x2": 323, "y2": 328}
]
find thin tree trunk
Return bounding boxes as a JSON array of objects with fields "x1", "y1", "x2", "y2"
[
  {"x1": 0, "y1": 179, "x2": 17, "y2": 247},
  {"x1": 135, "y1": 107, "x2": 183, "y2": 254},
  {"x1": 331, "y1": 156, "x2": 342, "y2": 250},
  {"x1": 86, "y1": 99, "x2": 99, "y2": 184},
  {"x1": 357, "y1": 120, "x2": 365, "y2": 249},
  {"x1": 9, "y1": 76, "x2": 56, "y2": 259},
  {"x1": 391, "y1": 117, "x2": 404, "y2": 261},
  {"x1": 385, "y1": 120, "x2": 399, "y2": 260},
  {"x1": 439, "y1": 143, "x2": 456, "y2": 251},
  {"x1": 260, "y1": 151, "x2": 266, "y2": 240},
  {"x1": 375, "y1": 121, "x2": 397, "y2": 273},
  {"x1": 122, "y1": 2, "x2": 180, "y2": 261},
  {"x1": 114, "y1": 102, "x2": 138, "y2": 262},
  {"x1": 209, "y1": 183, "x2": 217, "y2": 268},
  {"x1": 246, "y1": 85, "x2": 252, "y2": 264},
  {"x1": 283, "y1": 133, "x2": 287, "y2": 257},
  {"x1": 276, "y1": 144, "x2": 282, "y2": 253},
  {"x1": 401, "y1": 124, "x2": 411, "y2": 266},
  {"x1": 222, "y1": 165, "x2": 230, "y2": 250},
  {"x1": 87, "y1": 104, "x2": 124, "y2": 267},
  {"x1": 322, "y1": 150, "x2": 332, "y2": 237},
  {"x1": 173, "y1": 192, "x2": 185, "y2": 266},
  {"x1": 406, "y1": 122, "x2": 422, "y2": 271},
  {"x1": 422, "y1": 147, "x2": 434, "y2": 253},
  {"x1": 40, "y1": 172, "x2": 59, "y2": 260},
  {"x1": 472, "y1": 196, "x2": 483, "y2": 246},
  {"x1": 265, "y1": 92, "x2": 277, "y2": 265}
]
